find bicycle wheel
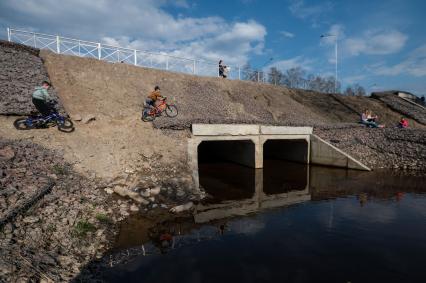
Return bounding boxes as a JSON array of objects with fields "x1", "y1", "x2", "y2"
[
  {"x1": 165, "y1": 105, "x2": 178, "y2": 118},
  {"x1": 57, "y1": 118, "x2": 75, "y2": 133},
  {"x1": 57, "y1": 117, "x2": 74, "y2": 129},
  {"x1": 141, "y1": 111, "x2": 155, "y2": 122},
  {"x1": 13, "y1": 118, "x2": 33, "y2": 130}
]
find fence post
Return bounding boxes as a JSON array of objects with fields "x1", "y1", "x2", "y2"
[
  {"x1": 7, "y1": 28, "x2": 11, "y2": 42},
  {"x1": 78, "y1": 40, "x2": 81, "y2": 56},
  {"x1": 257, "y1": 71, "x2": 260, "y2": 82},
  {"x1": 98, "y1": 43, "x2": 101, "y2": 60},
  {"x1": 134, "y1": 50, "x2": 137, "y2": 66},
  {"x1": 56, "y1": 35, "x2": 60, "y2": 53},
  {"x1": 193, "y1": 60, "x2": 196, "y2": 74},
  {"x1": 166, "y1": 56, "x2": 169, "y2": 70},
  {"x1": 33, "y1": 33, "x2": 36, "y2": 48},
  {"x1": 238, "y1": 67, "x2": 241, "y2": 80}
]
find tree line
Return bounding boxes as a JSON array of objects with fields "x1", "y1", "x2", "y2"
[{"x1": 241, "y1": 64, "x2": 366, "y2": 96}]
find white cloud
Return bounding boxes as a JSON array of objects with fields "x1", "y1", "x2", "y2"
[
  {"x1": 344, "y1": 29, "x2": 408, "y2": 56},
  {"x1": 0, "y1": 0, "x2": 266, "y2": 66},
  {"x1": 321, "y1": 24, "x2": 344, "y2": 44},
  {"x1": 343, "y1": 74, "x2": 366, "y2": 85},
  {"x1": 319, "y1": 24, "x2": 344, "y2": 65},
  {"x1": 265, "y1": 56, "x2": 315, "y2": 72},
  {"x1": 369, "y1": 44, "x2": 426, "y2": 77},
  {"x1": 280, "y1": 30, "x2": 295, "y2": 38},
  {"x1": 289, "y1": 0, "x2": 333, "y2": 20}
]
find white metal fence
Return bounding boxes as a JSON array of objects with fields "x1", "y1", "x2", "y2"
[{"x1": 7, "y1": 28, "x2": 267, "y2": 82}]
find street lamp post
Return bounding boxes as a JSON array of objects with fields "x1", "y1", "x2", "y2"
[{"x1": 321, "y1": 34, "x2": 338, "y2": 93}]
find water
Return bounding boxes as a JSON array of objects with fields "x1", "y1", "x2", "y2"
[{"x1": 99, "y1": 161, "x2": 426, "y2": 283}]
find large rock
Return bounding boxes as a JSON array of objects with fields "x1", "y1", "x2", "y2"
[{"x1": 0, "y1": 146, "x2": 15, "y2": 160}]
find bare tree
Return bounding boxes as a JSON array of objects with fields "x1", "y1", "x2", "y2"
[
  {"x1": 286, "y1": 67, "x2": 306, "y2": 88},
  {"x1": 353, "y1": 83, "x2": 366, "y2": 96},
  {"x1": 344, "y1": 86, "x2": 355, "y2": 96},
  {"x1": 268, "y1": 67, "x2": 283, "y2": 85}
]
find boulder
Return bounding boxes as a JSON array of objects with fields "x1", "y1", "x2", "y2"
[{"x1": 0, "y1": 146, "x2": 15, "y2": 160}]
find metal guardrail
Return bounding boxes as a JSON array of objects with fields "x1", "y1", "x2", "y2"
[{"x1": 7, "y1": 28, "x2": 267, "y2": 82}]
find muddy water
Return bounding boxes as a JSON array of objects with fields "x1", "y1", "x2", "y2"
[{"x1": 103, "y1": 161, "x2": 426, "y2": 283}]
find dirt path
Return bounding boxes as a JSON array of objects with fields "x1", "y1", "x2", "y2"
[{"x1": 0, "y1": 115, "x2": 188, "y2": 183}]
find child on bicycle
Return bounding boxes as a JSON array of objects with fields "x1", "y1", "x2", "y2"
[
  {"x1": 144, "y1": 86, "x2": 164, "y2": 115},
  {"x1": 32, "y1": 81, "x2": 53, "y2": 116}
]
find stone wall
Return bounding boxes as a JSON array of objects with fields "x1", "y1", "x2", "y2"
[{"x1": 0, "y1": 40, "x2": 60, "y2": 115}]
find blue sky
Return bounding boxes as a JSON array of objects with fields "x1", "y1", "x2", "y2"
[{"x1": 1, "y1": 0, "x2": 425, "y2": 95}]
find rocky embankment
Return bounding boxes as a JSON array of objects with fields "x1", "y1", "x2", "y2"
[
  {"x1": 0, "y1": 139, "x2": 199, "y2": 281},
  {"x1": 0, "y1": 41, "x2": 62, "y2": 115},
  {"x1": 372, "y1": 93, "x2": 426, "y2": 125},
  {"x1": 315, "y1": 125, "x2": 426, "y2": 170}
]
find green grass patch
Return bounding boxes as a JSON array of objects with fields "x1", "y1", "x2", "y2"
[
  {"x1": 72, "y1": 220, "x2": 96, "y2": 237},
  {"x1": 95, "y1": 213, "x2": 113, "y2": 225},
  {"x1": 52, "y1": 164, "x2": 68, "y2": 175}
]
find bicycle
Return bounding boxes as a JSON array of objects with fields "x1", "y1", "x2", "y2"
[
  {"x1": 142, "y1": 97, "x2": 178, "y2": 122},
  {"x1": 13, "y1": 101, "x2": 75, "y2": 133}
]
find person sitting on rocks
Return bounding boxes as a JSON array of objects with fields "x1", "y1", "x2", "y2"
[
  {"x1": 398, "y1": 117, "x2": 409, "y2": 128},
  {"x1": 360, "y1": 109, "x2": 384, "y2": 128},
  {"x1": 32, "y1": 81, "x2": 53, "y2": 117},
  {"x1": 366, "y1": 109, "x2": 378, "y2": 122},
  {"x1": 144, "y1": 86, "x2": 164, "y2": 115}
]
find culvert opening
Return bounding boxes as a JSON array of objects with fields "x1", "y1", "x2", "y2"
[
  {"x1": 263, "y1": 139, "x2": 308, "y2": 163},
  {"x1": 263, "y1": 139, "x2": 308, "y2": 194},
  {"x1": 197, "y1": 140, "x2": 256, "y2": 201}
]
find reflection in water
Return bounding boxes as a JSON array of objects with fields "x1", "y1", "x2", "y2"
[
  {"x1": 199, "y1": 162, "x2": 255, "y2": 201},
  {"x1": 85, "y1": 161, "x2": 426, "y2": 283},
  {"x1": 263, "y1": 159, "x2": 308, "y2": 194}
]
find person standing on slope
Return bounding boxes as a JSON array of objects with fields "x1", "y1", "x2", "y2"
[{"x1": 219, "y1": 60, "x2": 227, "y2": 78}]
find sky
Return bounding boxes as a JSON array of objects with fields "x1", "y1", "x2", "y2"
[{"x1": 1, "y1": 0, "x2": 426, "y2": 95}]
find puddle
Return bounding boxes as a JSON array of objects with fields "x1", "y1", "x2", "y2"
[{"x1": 78, "y1": 161, "x2": 426, "y2": 282}]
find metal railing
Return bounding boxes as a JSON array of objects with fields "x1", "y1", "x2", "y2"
[{"x1": 7, "y1": 28, "x2": 268, "y2": 82}]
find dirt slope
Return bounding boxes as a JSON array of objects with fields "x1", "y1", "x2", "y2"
[
  {"x1": 40, "y1": 50, "x2": 424, "y2": 130},
  {"x1": 2, "y1": 46, "x2": 425, "y2": 184}
]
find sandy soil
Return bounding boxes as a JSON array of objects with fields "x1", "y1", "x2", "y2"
[{"x1": 0, "y1": 115, "x2": 188, "y2": 183}]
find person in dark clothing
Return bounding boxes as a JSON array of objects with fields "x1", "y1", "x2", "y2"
[
  {"x1": 32, "y1": 81, "x2": 53, "y2": 116},
  {"x1": 219, "y1": 60, "x2": 227, "y2": 78}
]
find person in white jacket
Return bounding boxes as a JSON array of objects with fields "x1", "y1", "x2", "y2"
[{"x1": 31, "y1": 81, "x2": 52, "y2": 116}]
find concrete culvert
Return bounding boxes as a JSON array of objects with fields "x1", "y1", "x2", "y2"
[
  {"x1": 197, "y1": 140, "x2": 256, "y2": 200},
  {"x1": 263, "y1": 139, "x2": 308, "y2": 164},
  {"x1": 197, "y1": 140, "x2": 256, "y2": 167}
]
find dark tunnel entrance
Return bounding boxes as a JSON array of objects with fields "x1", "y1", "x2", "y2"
[
  {"x1": 197, "y1": 140, "x2": 256, "y2": 201},
  {"x1": 263, "y1": 139, "x2": 309, "y2": 195},
  {"x1": 263, "y1": 139, "x2": 308, "y2": 163}
]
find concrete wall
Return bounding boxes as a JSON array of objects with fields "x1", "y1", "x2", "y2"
[
  {"x1": 310, "y1": 134, "x2": 370, "y2": 171},
  {"x1": 188, "y1": 124, "x2": 370, "y2": 190}
]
